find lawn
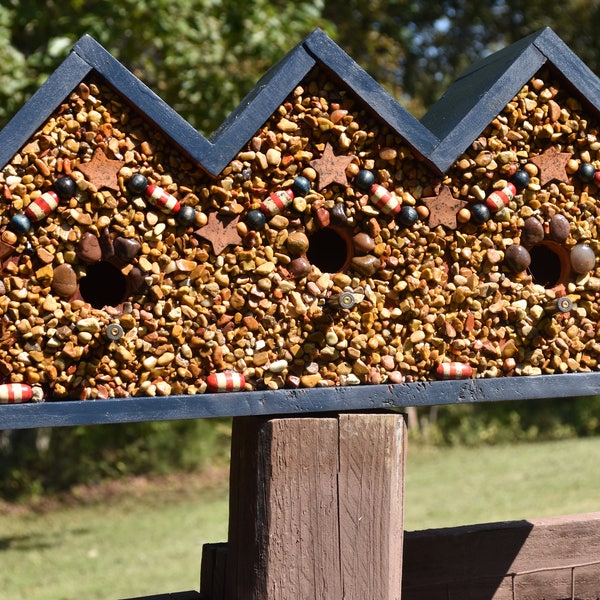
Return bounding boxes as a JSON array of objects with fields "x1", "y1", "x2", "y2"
[{"x1": 0, "y1": 437, "x2": 598, "y2": 599}]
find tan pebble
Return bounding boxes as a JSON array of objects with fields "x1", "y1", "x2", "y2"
[
  {"x1": 379, "y1": 148, "x2": 397, "y2": 161},
  {"x1": 157, "y1": 352, "x2": 175, "y2": 366},
  {"x1": 301, "y1": 373, "x2": 322, "y2": 387},
  {"x1": 266, "y1": 148, "x2": 282, "y2": 166},
  {"x1": 457, "y1": 208, "x2": 471, "y2": 224},
  {"x1": 1, "y1": 230, "x2": 17, "y2": 245},
  {"x1": 410, "y1": 330, "x2": 426, "y2": 344},
  {"x1": 155, "y1": 381, "x2": 172, "y2": 396}
]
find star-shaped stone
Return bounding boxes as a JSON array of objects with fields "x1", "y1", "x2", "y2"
[
  {"x1": 529, "y1": 146, "x2": 572, "y2": 186},
  {"x1": 195, "y1": 212, "x2": 242, "y2": 255},
  {"x1": 421, "y1": 185, "x2": 467, "y2": 230},
  {"x1": 309, "y1": 143, "x2": 354, "y2": 190},
  {"x1": 76, "y1": 148, "x2": 125, "y2": 191}
]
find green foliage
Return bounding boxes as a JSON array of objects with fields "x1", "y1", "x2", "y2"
[
  {"x1": 411, "y1": 396, "x2": 600, "y2": 446},
  {"x1": 0, "y1": 419, "x2": 231, "y2": 500}
]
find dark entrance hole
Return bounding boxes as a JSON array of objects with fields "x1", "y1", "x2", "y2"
[
  {"x1": 528, "y1": 243, "x2": 566, "y2": 288},
  {"x1": 307, "y1": 227, "x2": 352, "y2": 273},
  {"x1": 79, "y1": 261, "x2": 127, "y2": 309}
]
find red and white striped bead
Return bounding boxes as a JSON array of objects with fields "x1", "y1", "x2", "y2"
[
  {"x1": 24, "y1": 191, "x2": 59, "y2": 222},
  {"x1": 485, "y1": 183, "x2": 516, "y2": 213},
  {"x1": 260, "y1": 189, "x2": 294, "y2": 217},
  {"x1": 144, "y1": 185, "x2": 181, "y2": 216},
  {"x1": 0, "y1": 383, "x2": 34, "y2": 404},
  {"x1": 435, "y1": 363, "x2": 473, "y2": 380},
  {"x1": 206, "y1": 371, "x2": 246, "y2": 392},
  {"x1": 368, "y1": 184, "x2": 401, "y2": 216}
]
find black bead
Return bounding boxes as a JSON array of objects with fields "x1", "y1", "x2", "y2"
[
  {"x1": 291, "y1": 176, "x2": 311, "y2": 196},
  {"x1": 8, "y1": 213, "x2": 31, "y2": 234},
  {"x1": 23, "y1": 241, "x2": 35, "y2": 256},
  {"x1": 397, "y1": 205, "x2": 419, "y2": 227},
  {"x1": 127, "y1": 173, "x2": 149, "y2": 195},
  {"x1": 246, "y1": 209, "x2": 267, "y2": 230},
  {"x1": 577, "y1": 162, "x2": 596, "y2": 183},
  {"x1": 176, "y1": 205, "x2": 197, "y2": 226},
  {"x1": 54, "y1": 176, "x2": 77, "y2": 199},
  {"x1": 354, "y1": 170, "x2": 375, "y2": 193},
  {"x1": 470, "y1": 203, "x2": 490, "y2": 225},
  {"x1": 510, "y1": 169, "x2": 530, "y2": 191}
]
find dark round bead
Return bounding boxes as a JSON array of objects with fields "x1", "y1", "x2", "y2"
[
  {"x1": 54, "y1": 176, "x2": 77, "y2": 199},
  {"x1": 127, "y1": 173, "x2": 149, "y2": 195},
  {"x1": 578, "y1": 162, "x2": 596, "y2": 183},
  {"x1": 291, "y1": 176, "x2": 311, "y2": 196},
  {"x1": 23, "y1": 241, "x2": 35, "y2": 256},
  {"x1": 397, "y1": 205, "x2": 419, "y2": 227},
  {"x1": 176, "y1": 205, "x2": 197, "y2": 226},
  {"x1": 246, "y1": 209, "x2": 267, "y2": 230},
  {"x1": 8, "y1": 213, "x2": 31, "y2": 234},
  {"x1": 354, "y1": 170, "x2": 375, "y2": 193},
  {"x1": 510, "y1": 169, "x2": 530, "y2": 191},
  {"x1": 469, "y1": 203, "x2": 491, "y2": 224}
]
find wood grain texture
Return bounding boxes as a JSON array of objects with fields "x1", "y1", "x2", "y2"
[{"x1": 224, "y1": 412, "x2": 406, "y2": 600}]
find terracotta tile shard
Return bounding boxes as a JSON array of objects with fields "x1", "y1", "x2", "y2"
[
  {"x1": 194, "y1": 212, "x2": 242, "y2": 255},
  {"x1": 529, "y1": 146, "x2": 572, "y2": 186},
  {"x1": 309, "y1": 142, "x2": 355, "y2": 190},
  {"x1": 76, "y1": 147, "x2": 125, "y2": 191},
  {"x1": 421, "y1": 185, "x2": 467, "y2": 230}
]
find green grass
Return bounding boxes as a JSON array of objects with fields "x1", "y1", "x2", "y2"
[{"x1": 0, "y1": 437, "x2": 599, "y2": 599}]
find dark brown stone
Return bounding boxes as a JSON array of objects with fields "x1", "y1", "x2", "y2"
[
  {"x1": 77, "y1": 232, "x2": 102, "y2": 264},
  {"x1": 114, "y1": 236, "x2": 142, "y2": 262},
  {"x1": 351, "y1": 254, "x2": 381, "y2": 276},
  {"x1": 289, "y1": 256, "x2": 311, "y2": 278},
  {"x1": 549, "y1": 214, "x2": 570, "y2": 243},
  {"x1": 52, "y1": 263, "x2": 78, "y2": 298},
  {"x1": 504, "y1": 244, "x2": 531, "y2": 273},
  {"x1": 521, "y1": 217, "x2": 545, "y2": 247},
  {"x1": 353, "y1": 232, "x2": 375, "y2": 253}
]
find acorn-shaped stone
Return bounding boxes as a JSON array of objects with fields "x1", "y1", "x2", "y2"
[
  {"x1": 470, "y1": 203, "x2": 490, "y2": 224},
  {"x1": 504, "y1": 244, "x2": 531, "y2": 273},
  {"x1": 511, "y1": 169, "x2": 530, "y2": 191},
  {"x1": 397, "y1": 205, "x2": 419, "y2": 227},
  {"x1": 549, "y1": 214, "x2": 570, "y2": 243},
  {"x1": 292, "y1": 176, "x2": 311, "y2": 196},
  {"x1": 354, "y1": 170, "x2": 375, "y2": 193},
  {"x1": 521, "y1": 217, "x2": 545, "y2": 247},
  {"x1": 246, "y1": 209, "x2": 267, "y2": 230},
  {"x1": 8, "y1": 213, "x2": 31, "y2": 234},
  {"x1": 127, "y1": 173, "x2": 149, "y2": 195},
  {"x1": 570, "y1": 244, "x2": 596, "y2": 274},
  {"x1": 176, "y1": 205, "x2": 197, "y2": 226},
  {"x1": 55, "y1": 176, "x2": 77, "y2": 199},
  {"x1": 577, "y1": 162, "x2": 596, "y2": 183}
]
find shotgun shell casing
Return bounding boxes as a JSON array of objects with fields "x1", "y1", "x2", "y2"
[
  {"x1": 206, "y1": 371, "x2": 246, "y2": 392},
  {"x1": 544, "y1": 296, "x2": 573, "y2": 314}
]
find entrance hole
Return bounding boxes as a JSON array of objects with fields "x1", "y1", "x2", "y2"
[
  {"x1": 528, "y1": 241, "x2": 570, "y2": 289},
  {"x1": 79, "y1": 261, "x2": 127, "y2": 309},
  {"x1": 307, "y1": 227, "x2": 352, "y2": 273}
]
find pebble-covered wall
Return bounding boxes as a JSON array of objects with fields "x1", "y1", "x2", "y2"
[{"x1": 0, "y1": 58, "x2": 599, "y2": 402}]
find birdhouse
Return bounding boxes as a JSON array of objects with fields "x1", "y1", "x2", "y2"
[{"x1": 0, "y1": 28, "x2": 599, "y2": 412}]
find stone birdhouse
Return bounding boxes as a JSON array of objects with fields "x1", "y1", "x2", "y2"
[{"x1": 0, "y1": 28, "x2": 599, "y2": 408}]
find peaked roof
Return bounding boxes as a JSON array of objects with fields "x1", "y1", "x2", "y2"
[
  {"x1": 423, "y1": 27, "x2": 600, "y2": 172},
  {"x1": 0, "y1": 29, "x2": 440, "y2": 177}
]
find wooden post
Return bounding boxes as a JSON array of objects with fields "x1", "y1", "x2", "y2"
[{"x1": 225, "y1": 411, "x2": 406, "y2": 600}]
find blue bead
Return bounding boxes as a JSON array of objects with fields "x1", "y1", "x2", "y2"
[
  {"x1": 246, "y1": 209, "x2": 267, "y2": 230},
  {"x1": 470, "y1": 203, "x2": 490, "y2": 224},
  {"x1": 397, "y1": 205, "x2": 419, "y2": 227},
  {"x1": 176, "y1": 205, "x2": 197, "y2": 226},
  {"x1": 577, "y1": 163, "x2": 595, "y2": 183},
  {"x1": 354, "y1": 170, "x2": 375, "y2": 193},
  {"x1": 291, "y1": 176, "x2": 311, "y2": 196},
  {"x1": 510, "y1": 169, "x2": 530, "y2": 191},
  {"x1": 54, "y1": 176, "x2": 77, "y2": 199},
  {"x1": 127, "y1": 174, "x2": 149, "y2": 195},
  {"x1": 9, "y1": 213, "x2": 31, "y2": 234}
]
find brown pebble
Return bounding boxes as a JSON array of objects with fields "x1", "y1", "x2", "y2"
[
  {"x1": 77, "y1": 232, "x2": 102, "y2": 264},
  {"x1": 351, "y1": 255, "x2": 381, "y2": 276},
  {"x1": 314, "y1": 207, "x2": 331, "y2": 228},
  {"x1": 521, "y1": 217, "x2": 545, "y2": 247},
  {"x1": 114, "y1": 236, "x2": 142, "y2": 262},
  {"x1": 52, "y1": 263, "x2": 78, "y2": 298},
  {"x1": 286, "y1": 231, "x2": 309, "y2": 256},
  {"x1": 504, "y1": 244, "x2": 531, "y2": 273},
  {"x1": 289, "y1": 256, "x2": 311, "y2": 278},
  {"x1": 353, "y1": 232, "x2": 375, "y2": 253},
  {"x1": 549, "y1": 214, "x2": 570, "y2": 243}
]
